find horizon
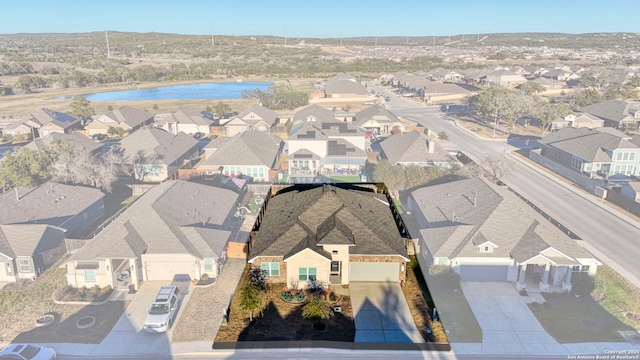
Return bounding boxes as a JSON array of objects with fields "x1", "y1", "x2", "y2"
[{"x1": 2, "y1": 0, "x2": 639, "y2": 38}]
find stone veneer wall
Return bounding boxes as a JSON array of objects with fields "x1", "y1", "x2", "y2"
[{"x1": 250, "y1": 256, "x2": 287, "y2": 284}]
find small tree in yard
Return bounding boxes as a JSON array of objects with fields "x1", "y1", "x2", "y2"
[
  {"x1": 572, "y1": 272, "x2": 595, "y2": 297},
  {"x1": 250, "y1": 267, "x2": 267, "y2": 291},
  {"x1": 302, "y1": 295, "x2": 333, "y2": 321},
  {"x1": 239, "y1": 283, "x2": 263, "y2": 322}
]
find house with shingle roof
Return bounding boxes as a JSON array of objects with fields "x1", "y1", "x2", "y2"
[
  {"x1": 224, "y1": 104, "x2": 279, "y2": 136},
  {"x1": 407, "y1": 178, "x2": 600, "y2": 292},
  {"x1": 538, "y1": 127, "x2": 640, "y2": 179},
  {"x1": 287, "y1": 106, "x2": 366, "y2": 182},
  {"x1": 248, "y1": 184, "x2": 409, "y2": 288},
  {"x1": 23, "y1": 132, "x2": 103, "y2": 156},
  {"x1": 62, "y1": 180, "x2": 243, "y2": 290},
  {"x1": 116, "y1": 126, "x2": 200, "y2": 182},
  {"x1": 154, "y1": 106, "x2": 214, "y2": 135},
  {"x1": 86, "y1": 106, "x2": 154, "y2": 136},
  {"x1": 354, "y1": 105, "x2": 405, "y2": 136},
  {"x1": 379, "y1": 131, "x2": 457, "y2": 169},
  {"x1": 4, "y1": 108, "x2": 80, "y2": 138},
  {"x1": 198, "y1": 131, "x2": 283, "y2": 182},
  {"x1": 0, "y1": 182, "x2": 105, "y2": 235},
  {"x1": 311, "y1": 75, "x2": 369, "y2": 101},
  {"x1": 483, "y1": 70, "x2": 527, "y2": 87},
  {"x1": 0, "y1": 224, "x2": 66, "y2": 282},
  {"x1": 620, "y1": 182, "x2": 640, "y2": 203},
  {"x1": 578, "y1": 100, "x2": 640, "y2": 129}
]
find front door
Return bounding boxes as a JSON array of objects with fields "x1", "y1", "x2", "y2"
[{"x1": 330, "y1": 261, "x2": 341, "y2": 285}]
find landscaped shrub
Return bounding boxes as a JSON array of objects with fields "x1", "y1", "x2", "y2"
[
  {"x1": 302, "y1": 296, "x2": 333, "y2": 321},
  {"x1": 200, "y1": 273, "x2": 209, "y2": 281},
  {"x1": 250, "y1": 267, "x2": 266, "y2": 290},
  {"x1": 572, "y1": 272, "x2": 595, "y2": 297}
]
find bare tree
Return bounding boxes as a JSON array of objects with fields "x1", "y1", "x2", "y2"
[{"x1": 132, "y1": 149, "x2": 160, "y2": 181}]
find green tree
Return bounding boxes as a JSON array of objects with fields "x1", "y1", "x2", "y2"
[
  {"x1": 69, "y1": 96, "x2": 95, "y2": 121},
  {"x1": 437, "y1": 131, "x2": 449, "y2": 141},
  {"x1": 373, "y1": 160, "x2": 404, "y2": 198},
  {"x1": 534, "y1": 101, "x2": 572, "y2": 135},
  {"x1": 518, "y1": 81, "x2": 545, "y2": 96},
  {"x1": 242, "y1": 83, "x2": 308, "y2": 110},
  {"x1": 107, "y1": 127, "x2": 117, "y2": 136},
  {"x1": 214, "y1": 102, "x2": 232, "y2": 118},
  {"x1": 152, "y1": 103, "x2": 159, "y2": 110},
  {"x1": 239, "y1": 283, "x2": 263, "y2": 322},
  {"x1": 574, "y1": 88, "x2": 604, "y2": 108},
  {"x1": 468, "y1": 84, "x2": 531, "y2": 135},
  {"x1": 0, "y1": 147, "x2": 51, "y2": 189}
]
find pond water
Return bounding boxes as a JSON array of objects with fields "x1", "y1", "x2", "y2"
[{"x1": 65, "y1": 81, "x2": 273, "y2": 101}]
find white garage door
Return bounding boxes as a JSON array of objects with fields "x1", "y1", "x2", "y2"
[
  {"x1": 145, "y1": 261, "x2": 194, "y2": 281},
  {"x1": 349, "y1": 262, "x2": 399, "y2": 282},
  {"x1": 459, "y1": 265, "x2": 508, "y2": 281}
]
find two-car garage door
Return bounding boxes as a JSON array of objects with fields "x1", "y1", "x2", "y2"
[
  {"x1": 144, "y1": 261, "x2": 194, "y2": 281},
  {"x1": 349, "y1": 262, "x2": 399, "y2": 282},
  {"x1": 459, "y1": 265, "x2": 508, "y2": 281}
]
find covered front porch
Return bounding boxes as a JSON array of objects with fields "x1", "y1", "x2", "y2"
[{"x1": 515, "y1": 261, "x2": 574, "y2": 294}]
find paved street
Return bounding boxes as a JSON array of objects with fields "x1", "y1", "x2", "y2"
[{"x1": 379, "y1": 87, "x2": 640, "y2": 289}]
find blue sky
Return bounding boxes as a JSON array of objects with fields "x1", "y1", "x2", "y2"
[{"x1": 1, "y1": 0, "x2": 637, "y2": 37}]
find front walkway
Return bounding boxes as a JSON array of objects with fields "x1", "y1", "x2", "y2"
[{"x1": 349, "y1": 282, "x2": 424, "y2": 343}]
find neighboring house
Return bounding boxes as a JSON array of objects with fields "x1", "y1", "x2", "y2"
[
  {"x1": 248, "y1": 184, "x2": 409, "y2": 289},
  {"x1": 354, "y1": 105, "x2": 405, "y2": 136},
  {"x1": 62, "y1": 180, "x2": 243, "y2": 290},
  {"x1": 198, "y1": 131, "x2": 282, "y2": 182},
  {"x1": 86, "y1": 106, "x2": 154, "y2": 136},
  {"x1": 155, "y1": 107, "x2": 214, "y2": 135},
  {"x1": 428, "y1": 68, "x2": 463, "y2": 82},
  {"x1": 379, "y1": 131, "x2": 456, "y2": 169},
  {"x1": 537, "y1": 127, "x2": 640, "y2": 179},
  {"x1": 0, "y1": 224, "x2": 66, "y2": 282},
  {"x1": 3, "y1": 108, "x2": 80, "y2": 138},
  {"x1": 23, "y1": 132, "x2": 103, "y2": 156},
  {"x1": 483, "y1": 70, "x2": 527, "y2": 87},
  {"x1": 579, "y1": 100, "x2": 640, "y2": 129},
  {"x1": 116, "y1": 126, "x2": 200, "y2": 182},
  {"x1": 407, "y1": 178, "x2": 600, "y2": 292},
  {"x1": 530, "y1": 77, "x2": 565, "y2": 90},
  {"x1": 224, "y1": 104, "x2": 279, "y2": 136},
  {"x1": 291, "y1": 104, "x2": 337, "y2": 125},
  {"x1": 422, "y1": 83, "x2": 479, "y2": 103},
  {"x1": 620, "y1": 182, "x2": 640, "y2": 203},
  {"x1": 564, "y1": 113, "x2": 605, "y2": 129},
  {"x1": 311, "y1": 76, "x2": 369, "y2": 100},
  {"x1": 287, "y1": 109, "x2": 366, "y2": 181},
  {"x1": 0, "y1": 182, "x2": 105, "y2": 235}
]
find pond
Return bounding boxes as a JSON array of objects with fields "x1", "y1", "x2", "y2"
[{"x1": 63, "y1": 81, "x2": 273, "y2": 101}]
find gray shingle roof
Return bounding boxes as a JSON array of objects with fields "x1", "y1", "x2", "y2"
[
  {"x1": 22, "y1": 108, "x2": 79, "y2": 129},
  {"x1": 250, "y1": 185, "x2": 407, "y2": 261},
  {"x1": 156, "y1": 107, "x2": 214, "y2": 126},
  {"x1": 237, "y1": 104, "x2": 279, "y2": 126},
  {"x1": 292, "y1": 105, "x2": 336, "y2": 125},
  {"x1": 324, "y1": 79, "x2": 368, "y2": 96},
  {"x1": 23, "y1": 132, "x2": 102, "y2": 155},
  {"x1": 411, "y1": 178, "x2": 594, "y2": 261},
  {"x1": 199, "y1": 131, "x2": 282, "y2": 168},
  {"x1": 579, "y1": 100, "x2": 640, "y2": 125},
  {"x1": 539, "y1": 127, "x2": 638, "y2": 162},
  {"x1": 326, "y1": 139, "x2": 366, "y2": 157},
  {"x1": 0, "y1": 224, "x2": 65, "y2": 257},
  {"x1": 380, "y1": 131, "x2": 454, "y2": 165},
  {"x1": 102, "y1": 106, "x2": 154, "y2": 129},
  {"x1": 354, "y1": 105, "x2": 401, "y2": 127},
  {"x1": 117, "y1": 126, "x2": 200, "y2": 166},
  {"x1": 66, "y1": 180, "x2": 239, "y2": 262},
  {"x1": 0, "y1": 182, "x2": 104, "y2": 228}
]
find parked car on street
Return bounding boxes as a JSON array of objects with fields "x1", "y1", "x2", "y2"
[{"x1": 0, "y1": 344, "x2": 56, "y2": 360}]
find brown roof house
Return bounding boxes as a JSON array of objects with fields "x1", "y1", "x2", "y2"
[
  {"x1": 4, "y1": 108, "x2": 80, "y2": 138},
  {"x1": 116, "y1": 126, "x2": 200, "y2": 182},
  {"x1": 86, "y1": 106, "x2": 154, "y2": 136},
  {"x1": 62, "y1": 180, "x2": 243, "y2": 290},
  {"x1": 248, "y1": 184, "x2": 409, "y2": 289},
  {"x1": 198, "y1": 131, "x2": 283, "y2": 182},
  {"x1": 224, "y1": 104, "x2": 279, "y2": 136},
  {"x1": 0, "y1": 224, "x2": 66, "y2": 282},
  {"x1": 379, "y1": 131, "x2": 457, "y2": 169},
  {"x1": 407, "y1": 178, "x2": 600, "y2": 292}
]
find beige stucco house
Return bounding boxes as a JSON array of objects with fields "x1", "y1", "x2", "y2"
[
  {"x1": 62, "y1": 180, "x2": 242, "y2": 290},
  {"x1": 248, "y1": 184, "x2": 409, "y2": 289}
]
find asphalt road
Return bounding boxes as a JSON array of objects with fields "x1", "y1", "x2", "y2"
[{"x1": 377, "y1": 85, "x2": 640, "y2": 288}]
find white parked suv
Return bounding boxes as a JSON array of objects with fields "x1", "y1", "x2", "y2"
[{"x1": 144, "y1": 286, "x2": 181, "y2": 333}]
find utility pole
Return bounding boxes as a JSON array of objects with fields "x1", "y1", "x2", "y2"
[
  {"x1": 433, "y1": 36, "x2": 436, "y2": 47},
  {"x1": 105, "y1": 30, "x2": 111, "y2": 58},
  {"x1": 284, "y1": 26, "x2": 287, "y2": 45}
]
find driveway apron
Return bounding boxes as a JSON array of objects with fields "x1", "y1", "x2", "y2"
[
  {"x1": 349, "y1": 282, "x2": 425, "y2": 343},
  {"x1": 461, "y1": 282, "x2": 562, "y2": 355}
]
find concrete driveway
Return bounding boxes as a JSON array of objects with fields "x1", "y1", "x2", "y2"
[
  {"x1": 89, "y1": 281, "x2": 183, "y2": 356},
  {"x1": 349, "y1": 282, "x2": 425, "y2": 343},
  {"x1": 461, "y1": 282, "x2": 564, "y2": 355}
]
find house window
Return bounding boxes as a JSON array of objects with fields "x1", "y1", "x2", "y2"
[
  {"x1": 204, "y1": 258, "x2": 214, "y2": 272},
  {"x1": 572, "y1": 265, "x2": 590, "y2": 273},
  {"x1": 331, "y1": 261, "x2": 340, "y2": 273},
  {"x1": 332, "y1": 250, "x2": 338, "y2": 255},
  {"x1": 261, "y1": 262, "x2": 280, "y2": 276},
  {"x1": 298, "y1": 267, "x2": 316, "y2": 281},
  {"x1": 84, "y1": 270, "x2": 96, "y2": 282},
  {"x1": 484, "y1": 246, "x2": 489, "y2": 252},
  {"x1": 18, "y1": 259, "x2": 30, "y2": 273},
  {"x1": 581, "y1": 265, "x2": 590, "y2": 273}
]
